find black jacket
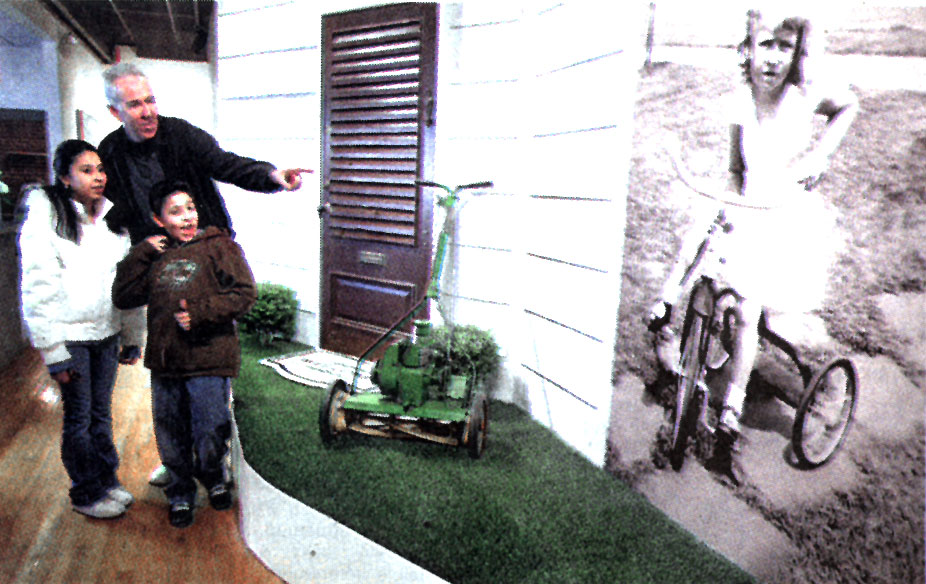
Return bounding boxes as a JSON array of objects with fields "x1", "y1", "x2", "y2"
[{"x1": 100, "y1": 116, "x2": 280, "y2": 243}]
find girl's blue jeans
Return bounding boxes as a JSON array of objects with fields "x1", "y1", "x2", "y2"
[
  {"x1": 151, "y1": 375, "x2": 231, "y2": 506},
  {"x1": 58, "y1": 334, "x2": 122, "y2": 507}
]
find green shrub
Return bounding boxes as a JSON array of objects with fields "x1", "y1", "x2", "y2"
[
  {"x1": 240, "y1": 283, "x2": 298, "y2": 346},
  {"x1": 422, "y1": 323, "x2": 501, "y2": 385}
]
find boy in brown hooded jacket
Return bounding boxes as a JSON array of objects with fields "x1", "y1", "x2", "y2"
[{"x1": 113, "y1": 179, "x2": 256, "y2": 528}]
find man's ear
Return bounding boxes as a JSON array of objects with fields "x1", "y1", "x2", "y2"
[
  {"x1": 152, "y1": 213, "x2": 165, "y2": 228},
  {"x1": 108, "y1": 105, "x2": 122, "y2": 122}
]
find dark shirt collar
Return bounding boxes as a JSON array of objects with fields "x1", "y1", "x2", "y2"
[
  {"x1": 122, "y1": 116, "x2": 161, "y2": 154},
  {"x1": 124, "y1": 133, "x2": 158, "y2": 155}
]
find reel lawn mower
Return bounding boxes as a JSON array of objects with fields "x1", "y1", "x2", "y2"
[{"x1": 318, "y1": 180, "x2": 494, "y2": 458}]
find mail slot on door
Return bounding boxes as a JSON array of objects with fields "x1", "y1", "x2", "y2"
[{"x1": 359, "y1": 251, "x2": 386, "y2": 266}]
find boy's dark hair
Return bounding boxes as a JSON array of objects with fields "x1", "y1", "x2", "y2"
[{"x1": 149, "y1": 179, "x2": 194, "y2": 217}]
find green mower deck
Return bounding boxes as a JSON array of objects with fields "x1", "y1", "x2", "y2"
[{"x1": 343, "y1": 393, "x2": 468, "y2": 422}]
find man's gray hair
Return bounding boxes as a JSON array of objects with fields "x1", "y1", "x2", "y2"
[{"x1": 103, "y1": 62, "x2": 148, "y2": 107}]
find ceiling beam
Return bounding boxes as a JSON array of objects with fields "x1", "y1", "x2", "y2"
[
  {"x1": 163, "y1": 0, "x2": 181, "y2": 45},
  {"x1": 41, "y1": 0, "x2": 113, "y2": 63},
  {"x1": 107, "y1": 0, "x2": 136, "y2": 47}
]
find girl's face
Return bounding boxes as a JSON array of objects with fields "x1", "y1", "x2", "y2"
[
  {"x1": 751, "y1": 23, "x2": 798, "y2": 91},
  {"x1": 62, "y1": 150, "x2": 106, "y2": 207},
  {"x1": 153, "y1": 191, "x2": 199, "y2": 242}
]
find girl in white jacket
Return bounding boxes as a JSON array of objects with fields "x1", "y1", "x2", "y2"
[{"x1": 20, "y1": 139, "x2": 144, "y2": 519}]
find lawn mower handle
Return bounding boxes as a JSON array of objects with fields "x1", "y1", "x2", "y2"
[
  {"x1": 349, "y1": 179, "x2": 493, "y2": 391},
  {"x1": 416, "y1": 180, "x2": 494, "y2": 195}
]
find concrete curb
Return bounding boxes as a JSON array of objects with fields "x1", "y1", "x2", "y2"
[{"x1": 231, "y1": 421, "x2": 448, "y2": 584}]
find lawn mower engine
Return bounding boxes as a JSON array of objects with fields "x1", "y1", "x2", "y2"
[
  {"x1": 370, "y1": 321, "x2": 467, "y2": 410},
  {"x1": 318, "y1": 180, "x2": 492, "y2": 458}
]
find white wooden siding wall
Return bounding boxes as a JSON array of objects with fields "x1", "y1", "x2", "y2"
[
  {"x1": 216, "y1": 0, "x2": 644, "y2": 465},
  {"x1": 439, "y1": 2, "x2": 644, "y2": 465},
  {"x1": 216, "y1": 0, "x2": 325, "y2": 346},
  {"x1": 432, "y1": 5, "x2": 524, "y2": 404}
]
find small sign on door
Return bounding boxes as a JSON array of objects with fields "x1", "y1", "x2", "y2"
[{"x1": 359, "y1": 251, "x2": 386, "y2": 266}]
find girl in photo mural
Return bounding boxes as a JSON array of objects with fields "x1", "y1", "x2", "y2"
[
  {"x1": 19, "y1": 140, "x2": 144, "y2": 518},
  {"x1": 650, "y1": 8, "x2": 859, "y2": 485}
]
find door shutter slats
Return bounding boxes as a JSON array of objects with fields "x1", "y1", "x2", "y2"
[
  {"x1": 332, "y1": 70, "x2": 420, "y2": 87},
  {"x1": 332, "y1": 56, "x2": 420, "y2": 75},
  {"x1": 330, "y1": 84, "x2": 420, "y2": 101},
  {"x1": 329, "y1": 170, "x2": 414, "y2": 184},
  {"x1": 331, "y1": 121, "x2": 418, "y2": 135},
  {"x1": 330, "y1": 134, "x2": 418, "y2": 148},
  {"x1": 330, "y1": 195, "x2": 416, "y2": 211},
  {"x1": 331, "y1": 158, "x2": 417, "y2": 172},
  {"x1": 332, "y1": 108, "x2": 417, "y2": 122},
  {"x1": 331, "y1": 68, "x2": 419, "y2": 85},
  {"x1": 331, "y1": 146, "x2": 417, "y2": 159},
  {"x1": 330, "y1": 96, "x2": 418, "y2": 111},
  {"x1": 329, "y1": 182, "x2": 416, "y2": 204},
  {"x1": 330, "y1": 206, "x2": 415, "y2": 224},
  {"x1": 324, "y1": 13, "x2": 430, "y2": 246},
  {"x1": 333, "y1": 46, "x2": 420, "y2": 65},
  {"x1": 332, "y1": 22, "x2": 420, "y2": 49},
  {"x1": 321, "y1": 3, "x2": 437, "y2": 355}
]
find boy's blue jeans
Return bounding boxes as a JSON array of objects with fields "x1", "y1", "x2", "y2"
[
  {"x1": 151, "y1": 375, "x2": 231, "y2": 506},
  {"x1": 58, "y1": 335, "x2": 121, "y2": 507}
]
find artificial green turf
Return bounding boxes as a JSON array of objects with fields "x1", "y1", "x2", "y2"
[{"x1": 234, "y1": 334, "x2": 754, "y2": 584}]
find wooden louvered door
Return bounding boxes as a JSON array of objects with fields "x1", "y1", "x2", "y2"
[{"x1": 320, "y1": 3, "x2": 438, "y2": 356}]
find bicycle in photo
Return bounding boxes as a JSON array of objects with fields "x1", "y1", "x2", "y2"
[{"x1": 653, "y1": 154, "x2": 859, "y2": 473}]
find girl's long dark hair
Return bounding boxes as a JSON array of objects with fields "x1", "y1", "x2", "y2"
[{"x1": 45, "y1": 139, "x2": 99, "y2": 243}]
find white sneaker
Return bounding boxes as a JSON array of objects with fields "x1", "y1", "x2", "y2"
[
  {"x1": 106, "y1": 486, "x2": 135, "y2": 507},
  {"x1": 73, "y1": 497, "x2": 126, "y2": 519},
  {"x1": 148, "y1": 465, "x2": 170, "y2": 487}
]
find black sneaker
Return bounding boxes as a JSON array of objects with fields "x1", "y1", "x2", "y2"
[
  {"x1": 169, "y1": 502, "x2": 194, "y2": 528},
  {"x1": 208, "y1": 484, "x2": 233, "y2": 511},
  {"x1": 709, "y1": 426, "x2": 746, "y2": 487}
]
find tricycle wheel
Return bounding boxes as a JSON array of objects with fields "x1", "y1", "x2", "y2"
[
  {"x1": 319, "y1": 379, "x2": 350, "y2": 445},
  {"x1": 792, "y1": 358, "x2": 858, "y2": 468},
  {"x1": 463, "y1": 393, "x2": 488, "y2": 459},
  {"x1": 670, "y1": 307, "x2": 707, "y2": 471}
]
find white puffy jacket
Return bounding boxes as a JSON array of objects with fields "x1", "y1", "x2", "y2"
[{"x1": 19, "y1": 188, "x2": 144, "y2": 367}]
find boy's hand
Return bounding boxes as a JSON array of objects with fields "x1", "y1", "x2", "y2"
[
  {"x1": 146, "y1": 235, "x2": 168, "y2": 253},
  {"x1": 175, "y1": 299, "x2": 191, "y2": 331}
]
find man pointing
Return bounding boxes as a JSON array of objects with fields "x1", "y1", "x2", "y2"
[{"x1": 100, "y1": 62, "x2": 311, "y2": 243}]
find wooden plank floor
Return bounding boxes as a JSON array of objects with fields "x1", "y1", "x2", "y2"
[{"x1": 0, "y1": 347, "x2": 284, "y2": 584}]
